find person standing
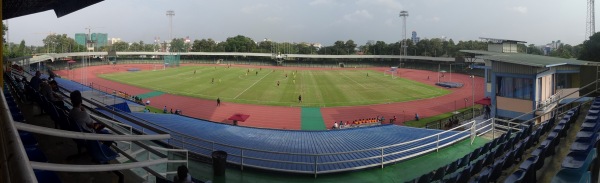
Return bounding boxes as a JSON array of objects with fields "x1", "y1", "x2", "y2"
[
  {"x1": 163, "y1": 106, "x2": 167, "y2": 113},
  {"x1": 298, "y1": 95, "x2": 302, "y2": 103},
  {"x1": 217, "y1": 97, "x2": 221, "y2": 106},
  {"x1": 415, "y1": 113, "x2": 420, "y2": 121}
]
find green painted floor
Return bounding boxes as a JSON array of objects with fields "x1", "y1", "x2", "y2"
[
  {"x1": 301, "y1": 107, "x2": 326, "y2": 130},
  {"x1": 136, "y1": 91, "x2": 164, "y2": 99},
  {"x1": 186, "y1": 137, "x2": 489, "y2": 183}
]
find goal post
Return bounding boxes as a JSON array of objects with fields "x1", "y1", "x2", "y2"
[
  {"x1": 153, "y1": 64, "x2": 165, "y2": 71},
  {"x1": 383, "y1": 67, "x2": 398, "y2": 79}
]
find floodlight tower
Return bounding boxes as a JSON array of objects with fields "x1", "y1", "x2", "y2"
[
  {"x1": 399, "y1": 11, "x2": 409, "y2": 57},
  {"x1": 587, "y1": 0, "x2": 596, "y2": 40},
  {"x1": 166, "y1": 10, "x2": 175, "y2": 41}
]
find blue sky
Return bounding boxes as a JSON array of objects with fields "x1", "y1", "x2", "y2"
[{"x1": 5, "y1": 0, "x2": 590, "y2": 46}]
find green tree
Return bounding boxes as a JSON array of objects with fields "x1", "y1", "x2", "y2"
[
  {"x1": 170, "y1": 38, "x2": 187, "y2": 52},
  {"x1": 129, "y1": 41, "x2": 145, "y2": 51},
  {"x1": 297, "y1": 43, "x2": 317, "y2": 54},
  {"x1": 192, "y1": 39, "x2": 217, "y2": 52},
  {"x1": 579, "y1": 32, "x2": 600, "y2": 61},
  {"x1": 111, "y1": 42, "x2": 129, "y2": 51},
  {"x1": 144, "y1": 44, "x2": 158, "y2": 52},
  {"x1": 344, "y1": 40, "x2": 357, "y2": 54},
  {"x1": 527, "y1": 44, "x2": 543, "y2": 55},
  {"x1": 224, "y1": 35, "x2": 256, "y2": 52}
]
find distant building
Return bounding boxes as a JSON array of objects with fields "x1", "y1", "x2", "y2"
[
  {"x1": 109, "y1": 38, "x2": 122, "y2": 45},
  {"x1": 543, "y1": 40, "x2": 563, "y2": 55},
  {"x1": 74, "y1": 33, "x2": 87, "y2": 46},
  {"x1": 74, "y1": 33, "x2": 108, "y2": 48},
  {"x1": 411, "y1": 31, "x2": 420, "y2": 44},
  {"x1": 91, "y1": 33, "x2": 108, "y2": 47}
]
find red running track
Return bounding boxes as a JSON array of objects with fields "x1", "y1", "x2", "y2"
[{"x1": 55, "y1": 64, "x2": 484, "y2": 130}]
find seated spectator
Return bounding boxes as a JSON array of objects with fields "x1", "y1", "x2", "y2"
[
  {"x1": 48, "y1": 80, "x2": 67, "y2": 110},
  {"x1": 69, "y1": 90, "x2": 106, "y2": 133},
  {"x1": 174, "y1": 165, "x2": 193, "y2": 183},
  {"x1": 29, "y1": 71, "x2": 42, "y2": 91},
  {"x1": 333, "y1": 122, "x2": 338, "y2": 129}
]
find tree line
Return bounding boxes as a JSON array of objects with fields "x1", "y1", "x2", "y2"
[{"x1": 2, "y1": 25, "x2": 597, "y2": 61}]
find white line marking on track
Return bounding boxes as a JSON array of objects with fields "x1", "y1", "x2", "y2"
[{"x1": 234, "y1": 71, "x2": 272, "y2": 99}]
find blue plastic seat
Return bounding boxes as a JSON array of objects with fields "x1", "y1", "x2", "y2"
[
  {"x1": 431, "y1": 165, "x2": 446, "y2": 182},
  {"x1": 25, "y1": 146, "x2": 48, "y2": 162},
  {"x1": 520, "y1": 156, "x2": 538, "y2": 183},
  {"x1": 504, "y1": 169, "x2": 526, "y2": 183},
  {"x1": 469, "y1": 148, "x2": 481, "y2": 163},
  {"x1": 415, "y1": 172, "x2": 431, "y2": 183},
  {"x1": 87, "y1": 140, "x2": 119, "y2": 164},
  {"x1": 469, "y1": 159, "x2": 483, "y2": 177},
  {"x1": 19, "y1": 131, "x2": 38, "y2": 147},
  {"x1": 501, "y1": 150, "x2": 515, "y2": 169},
  {"x1": 456, "y1": 168, "x2": 471, "y2": 183},
  {"x1": 561, "y1": 148, "x2": 596, "y2": 170},
  {"x1": 445, "y1": 160, "x2": 458, "y2": 174}
]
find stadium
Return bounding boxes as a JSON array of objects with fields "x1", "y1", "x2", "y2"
[{"x1": 2, "y1": 1, "x2": 600, "y2": 183}]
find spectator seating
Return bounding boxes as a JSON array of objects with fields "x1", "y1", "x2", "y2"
[
  {"x1": 551, "y1": 98, "x2": 600, "y2": 183},
  {"x1": 97, "y1": 109, "x2": 470, "y2": 174}
]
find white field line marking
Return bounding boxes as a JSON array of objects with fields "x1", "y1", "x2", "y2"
[
  {"x1": 340, "y1": 72, "x2": 368, "y2": 89},
  {"x1": 234, "y1": 71, "x2": 272, "y2": 99}
]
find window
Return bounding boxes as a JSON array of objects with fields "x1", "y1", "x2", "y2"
[{"x1": 497, "y1": 76, "x2": 533, "y2": 100}]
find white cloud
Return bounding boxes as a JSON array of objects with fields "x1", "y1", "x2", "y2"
[
  {"x1": 310, "y1": 0, "x2": 336, "y2": 6},
  {"x1": 432, "y1": 16, "x2": 440, "y2": 22},
  {"x1": 510, "y1": 6, "x2": 528, "y2": 14},
  {"x1": 343, "y1": 10, "x2": 373, "y2": 22},
  {"x1": 356, "y1": 0, "x2": 403, "y2": 11},
  {"x1": 241, "y1": 4, "x2": 268, "y2": 14}
]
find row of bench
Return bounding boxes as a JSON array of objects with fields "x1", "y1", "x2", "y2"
[
  {"x1": 407, "y1": 108, "x2": 579, "y2": 183},
  {"x1": 550, "y1": 98, "x2": 600, "y2": 182},
  {"x1": 3, "y1": 74, "x2": 62, "y2": 183}
]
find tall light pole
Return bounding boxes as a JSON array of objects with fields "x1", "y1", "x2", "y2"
[
  {"x1": 399, "y1": 11, "x2": 409, "y2": 67},
  {"x1": 166, "y1": 10, "x2": 175, "y2": 41}
]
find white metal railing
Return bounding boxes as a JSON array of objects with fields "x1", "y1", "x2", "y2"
[
  {"x1": 536, "y1": 90, "x2": 563, "y2": 110},
  {"x1": 0, "y1": 90, "x2": 37, "y2": 183},
  {"x1": 30, "y1": 159, "x2": 168, "y2": 172}
]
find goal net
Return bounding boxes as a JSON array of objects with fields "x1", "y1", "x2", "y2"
[
  {"x1": 153, "y1": 64, "x2": 165, "y2": 71},
  {"x1": 383, "y1": 67, "x2": 398, "y2": 79}
]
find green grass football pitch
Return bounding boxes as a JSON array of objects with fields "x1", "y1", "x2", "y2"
[{"x1": 99, "y1": 66, "x2": 450, "y2": 107}]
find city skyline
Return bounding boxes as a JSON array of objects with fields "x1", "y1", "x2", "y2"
[{"x1": 4, "y1": 0, "x2": 591, "y2": 47}]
